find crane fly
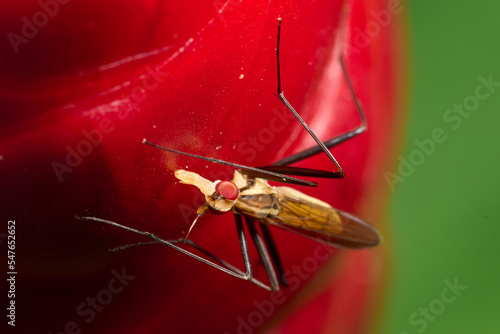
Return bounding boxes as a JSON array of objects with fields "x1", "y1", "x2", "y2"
[{"x1": 77, "y1": 18, "x2": 382, "y2": 291}]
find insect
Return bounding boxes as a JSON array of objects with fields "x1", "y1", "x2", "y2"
[{"x1": 77, "y1": 18, "x2": 381, "y2": 291}]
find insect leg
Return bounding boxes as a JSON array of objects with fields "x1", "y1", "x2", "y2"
[
  {"x1": 239, "y1": 20, "x2": 367, "y2": 287},
  {"x1": 110, "y1": 240, "x2": 159, "y2": 252},
  {"x1": 273, "y1": 56, "x2": 366, "y2": 167},
  {"x1": 233, "y1": 214, "x2": 279, "y2": 290},
  {"x1": 258, "y1": 222, "x2": 288, "y2": 287},
  {"x1": 272, "y1": 19, "x2": 366, "y2": 169},
  {"x1": 76, "y1": 216, "x2": 272, "y2": 290},
  {"x1": 274, "y1": 19, "x2": 342, "y2": 177},
  {"x1": 233, "y1": 213, "x2": 252, "y2": 280},
  {"x1": 244, "y1": 217, "x2": 280, "y2": 291}
]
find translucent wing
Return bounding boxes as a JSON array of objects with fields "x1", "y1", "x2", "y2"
[{"x1": 265, "y1": 187, "x2": 381, "y2": 249}]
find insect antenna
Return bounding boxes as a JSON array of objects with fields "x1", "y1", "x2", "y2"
[{"x1": 142, "y1": 139, "x2": 318, "y2": 187}]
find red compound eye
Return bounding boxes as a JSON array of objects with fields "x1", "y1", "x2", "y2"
[{"x1": 215, "y1": 181, "x2": 239, "y2": 200}]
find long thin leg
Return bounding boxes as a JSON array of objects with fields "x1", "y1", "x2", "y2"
[
  {"x1": 233, "y1": 214, "x2": 253, "y2": 281},
  {"x1": 273, "y1": 57, "x2": 366, "y2": 167},
  {"x1": 110, "y1": 239, "x2": 247, "y2": 280},
  {"x1": 246, "y1": 19, "x2": 367, "y2": 290},
  {"x1": 244, "y1": 217, "x2": 280, "y2": 291},
  {"x1": 119, "y1": 237, "x2": 275, "y2": 290},
  {"x1": 258, "y1": 222, "x2": 288, "y2": 287},
  {"x1": 113, "y1": 219, "x2": 285, "y2": 290},
  {"x1": 76, "y1": 216, "x2": 272, "y2": 290},
  {"x1": 110, "y1": 240, "x2": 159, "y2": 252},
  {"x1": 272, "y1": 19, "x2": 367, "y2": 168},
  {"x1": 274, "y1": 19, "x2": 344, "y2": 177}
]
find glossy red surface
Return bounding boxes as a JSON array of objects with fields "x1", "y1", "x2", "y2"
[{"x1": 0, "y1": 0, "x2": 403, "y2": 333}]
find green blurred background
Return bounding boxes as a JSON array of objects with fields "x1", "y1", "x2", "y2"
[{"x1": 379, "y1": 0, "x2": 500, "y2": 333}]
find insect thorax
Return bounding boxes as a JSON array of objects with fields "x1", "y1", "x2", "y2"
[{"x1": 234, "y1": 193, "x2": 279, "y2": 219}]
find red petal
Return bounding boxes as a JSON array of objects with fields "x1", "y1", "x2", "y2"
[{"x1": 0, "y1": 0, "x2": 404, "y2": 333}]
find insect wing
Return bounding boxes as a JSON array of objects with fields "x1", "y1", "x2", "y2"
[{"x1": 266, "y1": 189, "x2": 381, "y2": 249}]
